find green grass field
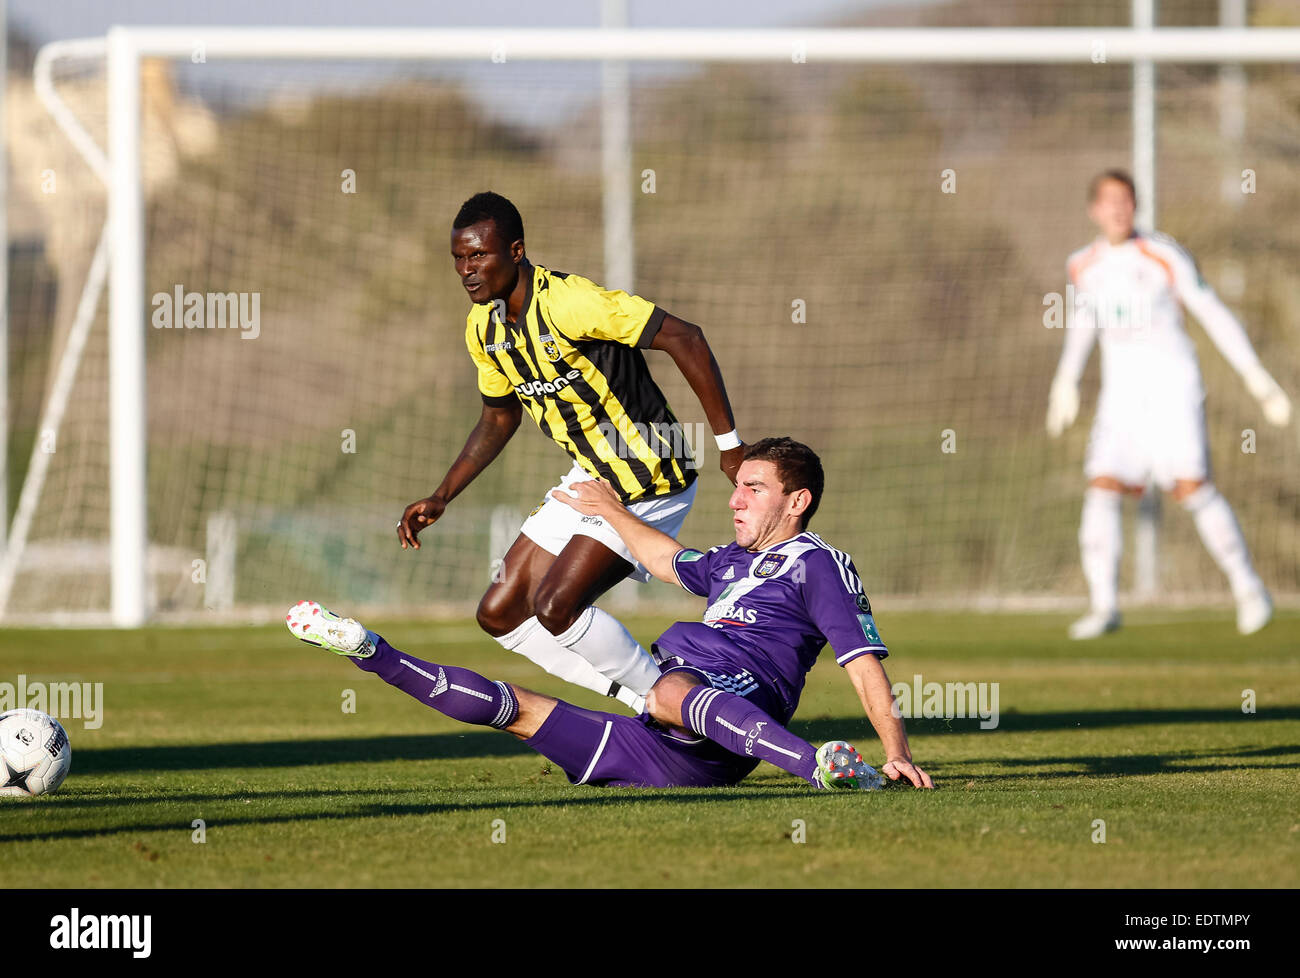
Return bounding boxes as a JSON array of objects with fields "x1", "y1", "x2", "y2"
[{"x1": 2, "y1": 610, "x2": 1297, "y2": 888}]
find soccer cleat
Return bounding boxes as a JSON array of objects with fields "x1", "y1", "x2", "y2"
[
  {"x1": 814, "y1": 740, "x2": 884, "y2": 791},
  {"x1": 1236, "y1": 587, "x2": 1273, "y2": 636},
  {"x1": 1068, "y1": 609, "x2": 1121, "y2": 640},
  {"x1": 285, "y1": 600, "x2": 375, "y2": 658}
]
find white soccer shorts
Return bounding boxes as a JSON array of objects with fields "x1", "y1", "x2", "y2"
[
  {"x1": 520, "y1": 462, "x2": 698, "y2": 583},
  {"x1": 1084, "y1": 394, "x2": 1210, "y2": 490}
]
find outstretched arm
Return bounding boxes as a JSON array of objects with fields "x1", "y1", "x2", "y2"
[
  {"x1": 398, "y1": 401, "x2": 523, "y2": 549},
  {"x1": 650, "y1": 314, "x2": 745, "y2": 482},
  {"x1": 550, "y1": 477, "x2": 685, "y2": 584},
  {"x1": 1046, "y1": 277, "x2": 1098, "y2": 438},
  {"x1": 844, "y1": 653, "x2": 933, "y2": 788},
  {"x1": 1174, "y1": 259, "x2": 1291, "y2": 426}
]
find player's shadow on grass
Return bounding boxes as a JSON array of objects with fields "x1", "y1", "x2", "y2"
[
  {"x1": 937, "y1": 742, "x2": 1300, "y2": 779},
  {"x1": 0, "y1": 788, "x2": 823, "y2": 844},
  {"x1": 20, "y1": 787, "x2": 434, "y2": 810},
  {"x1": 73, "y1": 732, "x2": 535, "y2": 774},
  {"x1": 69, "y1": 705, "x2": 1300, "y2": 776},
  {"x1": 793, "y1": 708, "x2": 1300, "y2": 778},
  {"x1": 793, "y1": 705, "x2": 1300, "y2": 740}
]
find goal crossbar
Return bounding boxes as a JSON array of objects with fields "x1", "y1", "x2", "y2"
[{"x1": 43, "y1": 26, "x2": 1300, "y2": 63}]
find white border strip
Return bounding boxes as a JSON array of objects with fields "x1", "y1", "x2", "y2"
[{"x1": 576, "y1": 720, "x2": 614, "y2": 785}]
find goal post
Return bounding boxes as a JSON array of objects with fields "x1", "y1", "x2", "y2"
[
  {"x1": 106, "y1": 27, "x2": 148, "y2": 629},
  {"x1": 15, "y1": 25, "x2": 1300, "y2": 625}
]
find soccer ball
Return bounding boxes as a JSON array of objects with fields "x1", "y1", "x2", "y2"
[{"x1": 0, "y1": 709, "x2": 72, "y2": 797}]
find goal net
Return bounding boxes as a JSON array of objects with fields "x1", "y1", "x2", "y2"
[{"x1": 6, "y1": 24, "x2": 1300, "y2": 623}]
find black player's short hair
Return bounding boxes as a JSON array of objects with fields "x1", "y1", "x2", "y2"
[
  {"x1": 453, "y1": 191, "x2": 525, "y2": 247},
  {"x1": 1088, "y1": 169, "x2": 1137, "y2": 204},
  {"x1": 743, "y1": 437, "x2": 824, "y2": 528}
]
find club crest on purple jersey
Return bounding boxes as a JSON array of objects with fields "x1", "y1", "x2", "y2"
[{"x1": 754, "y1": 552, "x2": 788, "y2": 578}]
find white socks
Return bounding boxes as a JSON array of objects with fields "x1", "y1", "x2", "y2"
[
  {"x1": 1079, "y1": 487, "x2": 1122, "y2": 616},
  {"x1": 1078, "y1": 483, "x2": 1264, "y2": 613},
  {"x1": 1181, "y1": 484, "x2": 1263, "y2": 599},
  {"x1": 494, "y1": 610, "x2": 660, "y2": 709},
  {"x1": 495, "y1": 617, "x2": 617, "y2": 698},
  {"x1": 553, "y1": 606, "x2": 662, "y2": 697}
]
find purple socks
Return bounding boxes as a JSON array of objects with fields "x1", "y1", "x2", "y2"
[
  {"x1": 353, "y1": 638, "x2": 821, "y2": 786},
  {"x1": 680, "y1": 684, "x2": 819, "y2": 785},
  {"x1": 356, "y1": 637, "x2": 519, "y2": 730}
]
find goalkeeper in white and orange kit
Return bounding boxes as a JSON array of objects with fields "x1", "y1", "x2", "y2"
[{"x1": 1047, "y1": 169, "x2": 1291, "y2": 639}]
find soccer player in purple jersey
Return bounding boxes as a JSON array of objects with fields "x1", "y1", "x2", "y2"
[{"x1": 288, "y1": 438, "x2": 933, "y2": 790}]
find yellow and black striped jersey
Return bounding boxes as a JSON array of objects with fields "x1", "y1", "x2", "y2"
[{"x1": 464, "y1": 263, "x2": 697, "y2": 503}]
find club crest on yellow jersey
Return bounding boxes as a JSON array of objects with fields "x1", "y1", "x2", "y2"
[{"x1": 538, "y1": 332, "x2": 563, "y2": 362}]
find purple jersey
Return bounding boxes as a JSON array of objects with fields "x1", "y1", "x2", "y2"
[{"x1": 658, "y1": 530, "x2": 887, "y2": 719}]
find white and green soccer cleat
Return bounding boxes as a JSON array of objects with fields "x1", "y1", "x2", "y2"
[
  {"x1": 814, "y1": 740, "x2": 884, "y2": 791},
  {"x1": 285, "y1": 600, "x2": 375, "y2": 658}
]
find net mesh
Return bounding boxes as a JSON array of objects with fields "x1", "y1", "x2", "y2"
[{"x1": 6, "y1": 20, "x2": 1300, "y2": 620}]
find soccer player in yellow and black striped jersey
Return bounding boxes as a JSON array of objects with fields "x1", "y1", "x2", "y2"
[
  {"x1": 466, "y1": 260, "x2": 694, "y2": 504},
  {"x1": 397, "y1": 192, "x2": 744, "y2": 713}
]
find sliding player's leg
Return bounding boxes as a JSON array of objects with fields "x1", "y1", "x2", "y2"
[
  {"x1": 477, "y1": 534, "x2": 645, "y2": 710},
  {"x1": 286, "y1": 602, "x2": 728, "y2": 787},
  {"x1": 1173, "y1": 479, "x2": 1272, "y2": 634},
  {"x1": 646, "y1": 669, "x2": 880, "y2": 790},
  {"x1": 1070, "y1": 476, "x2": 1129, "y2": 639},
  {"x1": 289, "y1": 600, "x2": 542, "y2": 734}
]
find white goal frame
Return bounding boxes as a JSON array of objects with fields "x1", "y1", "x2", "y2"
[{"x1": 21, "y1": 23, "x2": 1300, "y2": 626}]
